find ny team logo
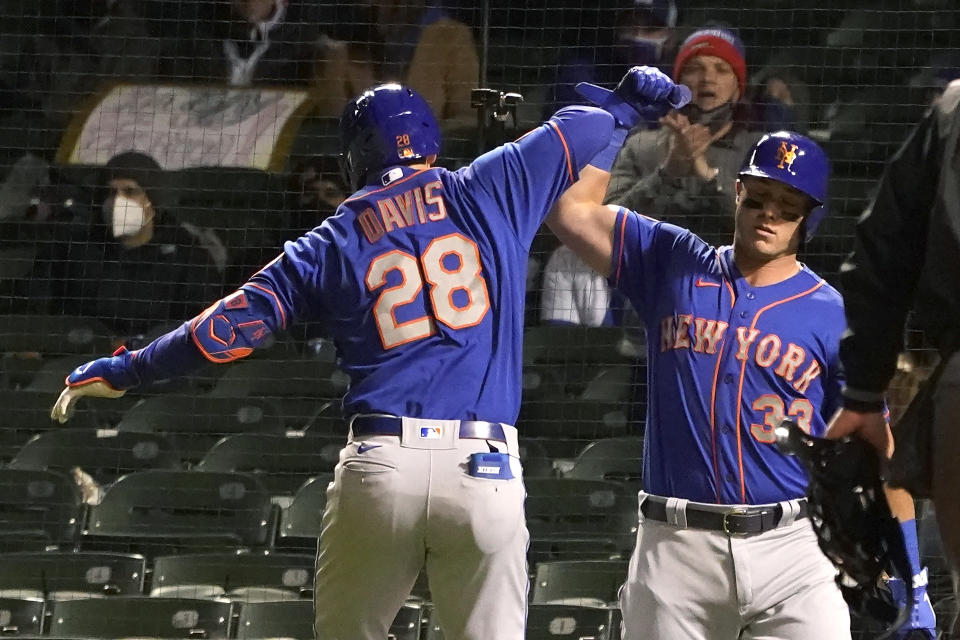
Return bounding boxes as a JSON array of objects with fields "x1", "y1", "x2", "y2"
[{"x1": 777, "y1": 141, "x2": 799, "y2": 170}]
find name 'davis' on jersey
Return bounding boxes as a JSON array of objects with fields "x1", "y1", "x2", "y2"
[
  {"x1": 356, "y1": 180, "x2": 448, "y2": 244},
  {"x1": 659, "y1": 313, "x2": 823, "y2": 394}
]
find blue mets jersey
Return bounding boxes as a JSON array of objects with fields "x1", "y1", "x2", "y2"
[
  {"x1": 240, "y1": 107, "x2": 613, "y2": 424},
  {"x1": 610, "y1": 209, "x2": 846, "y2": 504}
]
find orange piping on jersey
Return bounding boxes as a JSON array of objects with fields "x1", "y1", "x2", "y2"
[
  {"x1": 708, "y1": 337, "x2": 726, "y2": 503},
  {"x1": 245, "y1": 282, "x2": 288, "y2": 330},
  {"x1": 614, "y1": 211, "x2": 628, "y2": 285},
  {"x1": 715, "y1": 251, "x2": 736, "y2": 306},
  {"x1": 733, "y1": 278, "x2": 825, "y2": 502},
  {"x1": 547, "y1": 120, "x2": 575, "y2": 183},
  {"x1": 250, "y1": 254, "x2": 283, "y2": 280},
  {"x1": 708, "y1": 248, "x2": 735, "y2": 502},
  {"x1": 342, "y1": 169, "x2": 431, "y2": 204}
]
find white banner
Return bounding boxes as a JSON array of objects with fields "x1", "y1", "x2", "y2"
[{"x1": 61, "y1": 84, "x2": 311, "y2": 171}]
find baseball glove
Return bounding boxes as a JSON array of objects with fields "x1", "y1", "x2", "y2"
[{"x1": 775, "y1": 419, "x2": 913, "y2": 637}]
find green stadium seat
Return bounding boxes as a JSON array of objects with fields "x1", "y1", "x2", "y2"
[
  {"x1": 277, "y1": 473, "x2": 333, "y2": 552},
  {"x1": 423, "y1": 603, "x2": 614, "y2": 640},
  {"x1": 117, "y1": 394, "x2": 284, "y2": 463},
  {"x1": 565, "y1": 437, "x2": 643, "y2": 488},
  {"x1": 47, "y1": 596, "x2": 233, "y2": 639},
  {"x1": 83, "y1": 471, "x2": 277, "y2": 557},
  {"x1": 519, "y1": 400, "x2": 631, "y2": 459},
  {"x1": 9, "y1": 429, "x2": 182, "y2": 485},
  {"x1": 151, "y1": 551, "x2": 314, "y2": 601},
  {"x1": 531, "y1": 559, "x2": 628, "y2": 607},
  {"x1": 0, "y1": 551, "x2": 144, "y2": 599},
  {"x1": 236, "y1": 599, "x2": 424, "y2": 640},
  {"x1": 196, "y1": 432, "x2": 342, "y2": 497},
  {"x1": 0, "y1": 314, "x2": 115, "y2": 356},
  {"x1": 524, "y1": 478, "x2": 638, "y2": 565},
  {"x1": 0, "y1": 597, "x2": 44, "y2": 636},
  {"x1": 0, "y1": 468, "x2": 82, "y2": 552}
]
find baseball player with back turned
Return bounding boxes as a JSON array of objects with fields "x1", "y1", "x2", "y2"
[
  {"x1": 549, "y1": 77, "x2": 936, "y2": 639},
  {"x1": 48, "y1": 69, "x2": 688, "y2": 640}
]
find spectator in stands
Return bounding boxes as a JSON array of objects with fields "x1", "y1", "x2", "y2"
[
  {"x1": 748, "y1": 65, "x2": 811, "y2": 133},
  {"x1": 911, "y1": 50, "x2": 960, "y2": 105},
  {"x1": 160, "y1": 0, "x2": 323, "y2": 86},
  {"x1": 546, "y1": 0, "x2": 679, "y2": 119},
  {"x1": 540, "y1": 245, "x2": 619, "y2": 327},
  {"x1": 0, "y1": 0, "x2": 160, "y2": 168},
  {"x1": 605, "y1": 26, "x2": 763, "y2": 246},
  {"x1": 312, "y1": 0, "x2": 479, "y2": 128},
  {"x1": 57, "y1": 153, "x2": 227, "y2": 337}
]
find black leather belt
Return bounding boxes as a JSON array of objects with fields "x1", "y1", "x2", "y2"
[
  {"x1": 351, "y1": 416, "x2": 508, "y2": 443},
  {"x1": 641, "y1": 498, "x2": 808, "y2": 536}
]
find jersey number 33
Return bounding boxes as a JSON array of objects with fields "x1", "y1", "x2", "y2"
[{"x1": 365, "y1": 233, "x2": 491, "y2": 349}]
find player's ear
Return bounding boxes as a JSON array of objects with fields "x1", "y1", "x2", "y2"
[
  {"x1": 735, "y1": 179, "x2": 743, "y2": 203},
  {"x1": 425, "y1": 154, "x2": 438, "y2": 166}
]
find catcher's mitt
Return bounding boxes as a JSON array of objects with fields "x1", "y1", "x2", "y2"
[{"x1": 775, "y1": 419, "x2": 913, "y2": 637}]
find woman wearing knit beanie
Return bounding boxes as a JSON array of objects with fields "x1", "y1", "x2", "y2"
[{"x1": 604, "y1": 25, "x2": 763, "y2": 248}]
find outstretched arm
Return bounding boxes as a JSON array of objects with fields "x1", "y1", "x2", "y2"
[{"x1": 50, "y1": 229, "x2": 334, "y2": 423}]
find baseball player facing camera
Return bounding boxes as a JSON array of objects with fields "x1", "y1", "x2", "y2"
[
  {"x1": 51, "y1": 68, "x2": 688, "y2": 639},
  {"x1": 547, "y1": 99, "x2": 936, "y2": 637}
]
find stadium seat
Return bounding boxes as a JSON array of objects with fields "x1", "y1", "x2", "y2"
[
  {"x1": 0, "y1": 314, "x2": 115, "y2": 356},
  {"x1": 523, "y1": 326, "x2": 634, "y2": 365},
  {"x1": 277, "y1": 473, "x2": 334, "y2": 551},
  {"x1": 0, "y1": 468, "x2": 82, "y2": 552},
  {"x1": 0, "y1": 388, "x2": 96, "y2": 433},
  {"x1": 526, "y1": 604, "x2": 615, "y2": 640},
  {"x1": 196, "y1": 432, "x2": 343, "y2": 496},
  {"x1": 531, "y1": 560, "x2": 628, "y2": 607},
  {"x1": 565, "y1": 437, "x2": 643, "y2": 488},
  {"x1": 519, "y1": 400, "x2": 631, "y2": 459},
  {"x1": 524, "y1": 478, "x2": 638, "y2": 565},
  {"x1": 423, "y1": 603, "x2": 613, "y2": 640},
  {"x1": 0, "y1": 597, "x2": 44, "y2": 636},
  {"x1": 47, "y1": 596, "x2": 233, "y2": 639},
  {"x1": 579, "y1": 365, "x2": 635, "y2": 402},
  {"x1": 0, "y1": 551, "x2": 144, "y2": 599},
  {"x1": 208, "y1": 358, "x2": 349, "y2": 400},
  {"x1": 117, "y1": 394, "x2": 285, "y2": 463},
  {"x1": 9, "y1": 429, "x2": 182, "y2": 485},
  {"x1": 83, "y1": 470, "x2": 277, "y2": 557},
  {"x1": 18, "y1": 355, "x2": 89, "y2": 394},
  {"x1": 208, "y1": 358, "x2": 348, "y2": 431},
  {"x1": 518, "y1": 438, "x2": 554, "y2": 478},
  {"x1": 151, "y1": 550, "x2": 314, "y2": 601},
  {"x1": 236, "y1": 599, "x2": 424, "y2": 640}
]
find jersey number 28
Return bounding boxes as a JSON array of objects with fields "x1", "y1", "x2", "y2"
[{"x1": 365, "y1": 233, "x2": 491, "y2": 349}]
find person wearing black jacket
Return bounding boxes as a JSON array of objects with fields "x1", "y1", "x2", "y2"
[{"x1": 827, "y1": 79, "x2": 960, "y2": 572}]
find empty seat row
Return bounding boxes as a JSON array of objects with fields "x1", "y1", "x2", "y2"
[
  {"x1": 0, "y1": 551, "x2": 626, "y2": 609},
  {"x1": 0, "y1": 595, "x2": 616, "y2": 639},
  {"x1": 0, "y1": 468, "x2": 641, "y2": 562},
  {"x1": 4, "y1": 426, "x2": 641, "y2": 487}
]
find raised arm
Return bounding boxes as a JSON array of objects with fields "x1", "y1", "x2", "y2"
[
  {"x1": 546, "y1": 166, "x2": 621, "y2": 277},
  {"x1": 548, "y1": 67, "x2": 690, "y2": 277}
]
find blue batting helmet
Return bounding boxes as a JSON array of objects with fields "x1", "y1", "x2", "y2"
[
  {"x1": 738, "y1": 131, "x2": 829, "y2": 242},
  {"x1": 339, "y1": 83, "x2": 442, "y2": 192}
]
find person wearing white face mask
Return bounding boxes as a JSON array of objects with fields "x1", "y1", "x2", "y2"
[
  {"x1": 56, "y1": 152, "x2": 228, "y2": 338},
  {"x1": 103, "y1": 177, "x2": 155, "y2": 246},
  {"x1": 605, "y1": 25, "x2": 765, "y2": 248}
]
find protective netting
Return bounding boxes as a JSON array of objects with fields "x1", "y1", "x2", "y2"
[{"x1": 0, "y1": 0, "x2": 956, "y2": 637}]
